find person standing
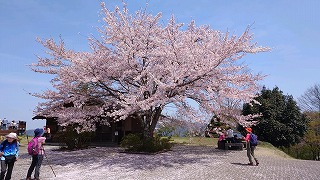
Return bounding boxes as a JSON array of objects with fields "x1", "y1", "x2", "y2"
[
  {"x1": 2, "y1": 119, "x2": 7, "y2": 130},
  {"x1": 244, "y1": 127, "x2": 259, "y2": 166},
  {"x1": 46, "y1": 127, "x2": 51, "y2": 142},
  {"x1": 226, "y1": 127, "x2": 234, "y2": 143},
  {"x1": 0, "y1": 133, "x2": 19, "y2": 180},
  {"x1": 43, "y1": 126, "x2": 47, "y2": 139},
  {"x1": 26, "y1": 128, "x2": 46, "y2": 180}
]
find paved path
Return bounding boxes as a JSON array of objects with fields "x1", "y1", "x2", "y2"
[{"x1": 11, "y1": 144, "x2": 320, "y2": 180}]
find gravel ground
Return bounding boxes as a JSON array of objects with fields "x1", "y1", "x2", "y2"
[{"x1": 10, "y1": 144, "x2": 320, "y2": 180}]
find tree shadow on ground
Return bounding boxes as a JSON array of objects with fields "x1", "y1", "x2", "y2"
[{"x1": 21, "y1": 144, "x2": 237, "y2": 171}]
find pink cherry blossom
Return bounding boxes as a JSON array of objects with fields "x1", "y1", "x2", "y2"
[{"x1": 30, "y1": 2, "x2": 269, "y2": 136}]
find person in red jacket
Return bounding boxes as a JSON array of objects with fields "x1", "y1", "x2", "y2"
[{"x1": 243, "y1": 127, "x2": 259, "y2": 166}]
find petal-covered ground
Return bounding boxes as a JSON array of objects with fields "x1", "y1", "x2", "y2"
[{"x1": 12, "y1": 145, "x2": 320, "y2": 180}]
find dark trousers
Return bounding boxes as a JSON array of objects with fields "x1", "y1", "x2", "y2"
[
  {"x1": 247, "y1": 145, "x2": 259, "y2": 164},
  {"x1": 0, "y1": 160, "x2": 14, "y2": 180},
  {"x1": 27, "y1": 155, "x2": 43, "y2": 179},
  {"x1": 217, "y1": 140, "x2": 226, "y2": 149},
  {"x1": 226, "y1": 137, "x2": 234, "y2": 143}
]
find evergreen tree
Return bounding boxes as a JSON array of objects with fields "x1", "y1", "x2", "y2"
[{"x1": 242, "y1": 87, "x2": 308, "y2": 147}]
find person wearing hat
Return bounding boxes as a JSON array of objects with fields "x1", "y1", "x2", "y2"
[
  {"x1": 0, "y1": 132, "x2": 19, "y2": 180},
  {"x1": 243, "y1": 127, "x2": 259, "y2": 166},
  {"x1": 26, "y1": 128, "x2": 46, "y2": 180}
]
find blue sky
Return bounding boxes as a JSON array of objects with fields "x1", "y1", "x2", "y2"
[{"x1": 1, "y1": 0, "x2": 319, "y2": 130}]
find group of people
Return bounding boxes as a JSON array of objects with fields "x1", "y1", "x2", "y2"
[
  {"x1": 218, "y1": 127, "x2": 236, "y2": 143},
  {"x1": 0, "y1": 128, "x2": 46, "y2": 180},
  {"x1": 0, "y1": 119, "x2": 18, "y2": 131},
  {"x1": 217, "y1": 127, "x2": 235, "y2": 143}
]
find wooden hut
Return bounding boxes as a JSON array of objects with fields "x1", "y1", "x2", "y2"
[{"x1": 32, "y1": 115, "x2": 143, "y2": 144}]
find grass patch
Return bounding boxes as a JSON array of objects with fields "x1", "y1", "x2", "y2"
[
  {"x1": 257, "y1": 141, "x2": 293, "y2": 159},
  {"x1": 19, "y1": 135, "x2": 30, "y2": 145},
  {"x1": 258, "y1": 141, "x2": 276, "y2": 148},
  {"x1": 171, "y1": 136, "x2": 293, "y2": 159},
  {"x1": 171, "y1": 136, "x2": 218, "y2": 146}
]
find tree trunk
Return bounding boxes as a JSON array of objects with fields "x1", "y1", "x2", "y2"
[{"x1": 141, "y1": 107, "x2": 163, "y2": 140}]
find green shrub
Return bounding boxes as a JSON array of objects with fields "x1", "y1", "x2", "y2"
[
  {"x1": 160, "y1": 137, "x2": 172, "y2": 150},
  {"x1": 282, "y1": 143, "x2": 319, "y2": 160},
  {"x1": 120, "y1": 133, "x2": 143, "y2": 152},
  {"x1": 54, "y1": 126, "x2": 94, "y2": 150},
  {"x1": 120, "y1": 133, "x2": 173, "y2": 153}
]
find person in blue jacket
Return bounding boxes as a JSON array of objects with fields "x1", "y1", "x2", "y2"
[{"x1": 0, "y1": 132, "x2": 19, "y2": 180}]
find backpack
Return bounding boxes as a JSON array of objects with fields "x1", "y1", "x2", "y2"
[
  {"x1": 27, "y1": 138, "x2": 39, "y2": 155},
  {"x1": 250, "y1": 133, "x2": 258, "y2": 146}
]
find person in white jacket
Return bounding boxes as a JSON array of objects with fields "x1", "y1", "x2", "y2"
[
  {"x1": 226, "y1": 127, "x2": 234, "y2": 143},
  {"x1": 26, "y1": 128, "x2": 46, "y2": 180}
]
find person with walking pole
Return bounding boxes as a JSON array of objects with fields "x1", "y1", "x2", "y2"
[{"x1": 26, "y1": 128, "x2": 46, "y2": 180}]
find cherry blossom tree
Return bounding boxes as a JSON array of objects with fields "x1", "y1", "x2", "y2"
[{"x1": 30, "y1": 2, "x2": 269, "y2": 138}]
